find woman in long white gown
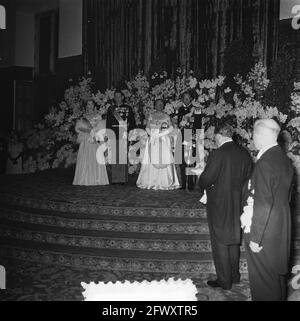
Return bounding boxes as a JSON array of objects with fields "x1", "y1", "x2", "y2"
[
  {"x1": 73, "y1": 117, "x2": 109, "y2": 186},
  {"x1": 137, "y1": 99, "x2": 180, "y2": 190}
]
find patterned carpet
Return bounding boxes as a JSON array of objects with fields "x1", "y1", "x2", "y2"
[
  {"x1": 0, "y1": 169, "x2": 299, "y2": 301},
  {"x1": 0, "y1": 259, "x2": 251, "y2": 301},
  {"x1": 0, "y1": 169, "x2": 204, "y2": 209}
]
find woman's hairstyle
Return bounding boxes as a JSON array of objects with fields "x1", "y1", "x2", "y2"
[
  {"x1": 181, "y1": 91, "x2": 193, "y2": 100},
  {"x1": 79, "y1": 117, "x2": 92, "y2": 125},
  {"x1": 114, "y1": 90, "x2": 125, "y2": 99},
  {"x1": 154, "y1": 98, "x2": 165, "y2": 107}
]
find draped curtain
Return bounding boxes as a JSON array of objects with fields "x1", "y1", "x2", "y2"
[{"x1": 83, "y1": 0, "x2": 280, "y2": 88}]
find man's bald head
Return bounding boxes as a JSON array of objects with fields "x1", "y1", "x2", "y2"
[{"x1": 253, "y1": 119, "x2": 281, "y2": 150}]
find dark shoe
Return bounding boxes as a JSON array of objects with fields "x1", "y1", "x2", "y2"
[
  {"x1": 232, "y1": 274, "x2": 241, "y2": 285},
  {"x1": 232, "y1": 280, "x2": 240, "y2": 285},
  {"x1": 207, "y1": 280, "x2": 232, "y2": 290},
  {"x1": 207, "y1": 280, "x2": 222, "y2": 288}
]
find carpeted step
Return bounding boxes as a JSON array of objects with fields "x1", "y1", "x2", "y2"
[
  {"x1": 1, "y1": 223, "x2": 299, "y2": 254},
  {"x1": 0, "y1": 200, "x2": 206, "y2": 219},
  {"x1": 0, "y1": 178, "x2": 205, "y2": 210},
  {"x1": 0, "y1": 206, "x2": 208, "y2": 230},
  {"x1": 0, "y1": 241, "x2": 247, "y2": 276},
  {"x1": 1, "y1": 200, "x2": 299, "y2": 267},
  {"x1": 0, "y1": 236, "x2": 218, "y2": 260},
  {"x1": 0, "y1": 171, "x2": 299, "y2": 280},
  {"x1": 0, "y1": 223, "x2": 212, "y2": 253},
  {"x1": 1, "y1": 206, "x2": 299, "y2": 237},
  {"x1": 0, "y1": 222, "x2": 218, "y2": 260},
  {"x1": 0, "y1": 219, "x2": 209, "y2": 239},
  {"x1": 1, "y1": 241, "x2": 299, "y2": 278}
]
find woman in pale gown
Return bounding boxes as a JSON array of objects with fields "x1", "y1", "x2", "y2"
[
  {"x1": 137, "y1": 99, "x2": 180, "y2": 190},
  {"x1": 6, "y1": 132, "x2": 23, "y2": 174},
  {"x1": 73, "y1": 117, "x2": 109, "y2": 186}
]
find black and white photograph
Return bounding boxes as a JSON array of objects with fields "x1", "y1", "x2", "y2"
[{"x1": 0, "y1": 0, "x2": 299, "y2": 304}]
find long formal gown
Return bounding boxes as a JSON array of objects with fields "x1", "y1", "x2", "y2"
[
  {"x1": 6, "y1": 141, "x2": 23, "y2": 174},
  {"x1": 73, "y1": 119, "x2": 109, "y2": 186},
  {"x1": 137, "y1": 112, "x2": 180, "y2": 190}
]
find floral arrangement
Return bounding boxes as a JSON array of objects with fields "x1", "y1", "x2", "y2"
[
  {"x1": 14, "y1": 63, "x2": 300, "y2": 191},
  {"x1": 286, "y1": 83, "x2": 300, "y2": 192}
]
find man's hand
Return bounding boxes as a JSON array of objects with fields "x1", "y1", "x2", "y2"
[{"x1": 249, "y1": 241, "x2": 263, "y2": 253}]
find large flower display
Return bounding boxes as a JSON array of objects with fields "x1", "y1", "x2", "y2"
[{"x1": 17, "y1": 63, "x2": 300, "y2": 191}]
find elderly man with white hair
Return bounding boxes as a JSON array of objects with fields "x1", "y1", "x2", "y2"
[{"x1": 242, "y1": 119, "x2": 294, "y2": 301}]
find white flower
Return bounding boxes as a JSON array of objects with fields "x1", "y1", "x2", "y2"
[
  {"x1": 198, "y1": 96, "x2": 205, "y2": 104},
  {"x1": 288, "y1": 117, "x2": 300, "y2": 131},
  {"x1": 248, "y1": 62, "x2": 270, "y2": 91},
  {"x1": 192, "y1": 100, "x2": 202, "y2": 108},
  {"x1": 291, "y1": 92, "x2": 300, "y2": 113},
  {"x1": 19, "y1": 67, "x2": 300, "y2": 182},
  {"x1": 294, "y1": 82, "x2": 300, "y2": 91},
  {"x1": 164, "y1": 103, "x2": 175, "y2": 115},
  {"x1": 241, "y1": 191, "x2": 254, "y2": 233},
  {"x1": 216, "y1": 76, "x2": 225, "y2": 86},
  {"x1": 189, "y1": 77, "x2": 198, "y2": 89},
  {"x1": 172, "y1": 100, "x2": 183, "y2": 109}
]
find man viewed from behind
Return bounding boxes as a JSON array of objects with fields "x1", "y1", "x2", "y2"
[{"x1": 200, "y1": 124, "x2": 253, "y2": 290}]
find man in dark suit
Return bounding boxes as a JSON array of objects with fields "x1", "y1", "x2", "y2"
[
  {"x1": 178, "y1": 92, "x2": 194, "y2": 190},
  {"x1": 241, "y1": 119, "x2": 294, "y2": 301},
  {"x1": 106, "y1": 90, "x2": 136, "y2": 184},
  {"x1": 199, "y1": 124, "x2": 253, "y2": 290}
]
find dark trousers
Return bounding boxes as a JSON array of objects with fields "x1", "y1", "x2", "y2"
[
  {"x1": 245, "y1": 242, "x2": 287, "y2": 301},
  {"x1": 110, "y1": 139, "x2": 128, "y2": 184},
  {"x1": 180, "y1": 164, "x2": 194, "y2": 190},
  {"x1": 111, "y1": 164, "x2": 128, "y2": 183},
  {"x1": 210, "y1": 232, "x2": 240, "y2": 289}
]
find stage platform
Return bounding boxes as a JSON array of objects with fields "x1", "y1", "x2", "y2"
[
  {"x1": 0, "y1": 170, "x2": 299, "y2": 300},
  {"x1": 0, "y1": 169, "x2": 299, "y2": 275}
]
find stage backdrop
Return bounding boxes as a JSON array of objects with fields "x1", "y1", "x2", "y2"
[{"x1": 83, "y1": 0, "x2": 280, "y2": 88}]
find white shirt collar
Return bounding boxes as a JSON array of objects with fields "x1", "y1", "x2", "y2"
[
  {"x1": 219, "y1": 138, "x2": 233, "y2": 148},
  {"x1": 193, "y1": 109, "x2": 202, "y2": 114},
  {"x1": 256, "y1": 143, "x2": 278, "y2": 160}
]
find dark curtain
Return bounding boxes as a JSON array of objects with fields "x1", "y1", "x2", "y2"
[{"x1": 83, "y1": 0, "x2": 280, "y2": 88}]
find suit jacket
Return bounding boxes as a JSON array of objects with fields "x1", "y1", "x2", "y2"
[
  {"x1": 248, "y1": 145, "x2": 294, "y2": 274},
  {"x1": 200, "y1": 142, "x2": 253, "y2": 245},
  {"x1": 106, "y1": 104, "x2": 136, "y2": 140},
  {"x1": 178, "y1": 104, "x2": 192, "y2": 127},
  {"x1": 192, "y1": 112, "x2": 203, "y2": 130}
]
